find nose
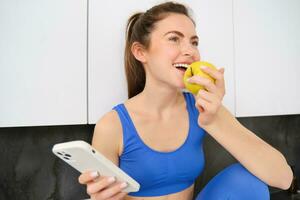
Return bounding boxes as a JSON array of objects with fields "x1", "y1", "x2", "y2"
[{"x1": 181, "y1": 42, "x2": 199, "y2": 59}]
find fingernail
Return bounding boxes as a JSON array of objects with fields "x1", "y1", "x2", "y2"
[
  {"x1": 187, "y1": 78, "x2": 191, "y2": 83},
  {"x1": 90, "y1": 171, "x2": 99, "y2": 178},
  {"x1": 201, "y1": 66, "x2": 207, "y2": 70},
  {"x1": 120, "y1": 182, "x2": 128, "y2": 189},
  {"x1": 108, "y1": 177, "x2": 115, "y2": 183}
]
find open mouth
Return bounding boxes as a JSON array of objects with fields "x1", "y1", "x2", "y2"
[{"x1": 173, "y1": 63, "x2": 189, "y2": 72}]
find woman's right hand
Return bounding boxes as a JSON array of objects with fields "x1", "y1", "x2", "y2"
[{"x1": 79, "y1": 171, "x2": 128, "y2": 200}]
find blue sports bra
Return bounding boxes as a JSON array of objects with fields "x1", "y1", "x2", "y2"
[{"x1": 113, "y1": 92, "x2": 206, "y2": 197}]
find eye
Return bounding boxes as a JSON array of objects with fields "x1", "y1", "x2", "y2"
[
  {"x1": 192, "y1": 40, "x2": 199, "y2": 47},
  {"x1": 169, "y1": 36, "x2": 180, "y2": 43}
]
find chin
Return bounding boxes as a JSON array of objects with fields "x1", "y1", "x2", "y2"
[
  {"x1": 175, "y1": 83, "x2": 186, "y2": 91},
  {"x1": 178, "y1": 81, "x2": 186, "y2": 88},
  {"x1": 170, "y1": 77, "x2": 185, "y2": 91}
]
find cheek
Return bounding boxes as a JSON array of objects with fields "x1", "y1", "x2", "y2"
[
  {"x1": 164, "y1": 46, "x2": 181, "y2": 60},
  {"x1": 194, "y1": 49, "x2": 201, "y2": 60},
  {"x1": 151, "y1": 46, "x2": 179, "y2": 65}
]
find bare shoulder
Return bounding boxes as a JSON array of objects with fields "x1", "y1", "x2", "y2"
[
  {"x1": 93, "y1": 110, "x2": 122, "y2": 137},
  {"x1": 92, "y1": 110, "x2": 123, "y2": 165}
]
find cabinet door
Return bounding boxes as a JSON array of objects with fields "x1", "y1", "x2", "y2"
[
  {"x1": 88, "y1": 0, "x2": 235, "y2": 123},
  {"x1": 0, "y1": 0, "x2": 87, "y2": 127},
  {"x1": 233, "y1": 0, "x2": 300, "y2": 117}
]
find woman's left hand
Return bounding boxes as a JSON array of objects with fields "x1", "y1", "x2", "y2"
[{"x1": 187, "y1": 66, "x2": 225, "y2": 127}]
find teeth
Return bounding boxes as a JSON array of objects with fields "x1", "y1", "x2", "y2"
[{"x1": 173, "y1": 63, "x2": 189, "y2": 68}]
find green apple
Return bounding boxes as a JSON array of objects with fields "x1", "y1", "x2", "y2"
[{"x1": 183, "y1": 61, "x2": 217, "y2": 94}]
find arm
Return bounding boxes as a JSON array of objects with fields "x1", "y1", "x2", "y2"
[
  {"x1": 203, "y1": 105, "x2": 293, "y2": 190},
  {"x1": 188, "y1": 67, "x2": 293, "y2": 190},
  {"x1": 92, "y1": 110, "x2": 123, "y2": 166},
  {"x1": 78, "y1": 110, "x2": 127, "y2": 200}
]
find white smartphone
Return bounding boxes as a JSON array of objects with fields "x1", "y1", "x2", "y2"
[{"x1": 52, "y1": 140, "x2": 140, "y2": 193}]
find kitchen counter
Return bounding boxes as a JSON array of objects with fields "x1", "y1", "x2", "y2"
[{"x1": 271, "y1": 190, "x2": 300, "y2": 200}]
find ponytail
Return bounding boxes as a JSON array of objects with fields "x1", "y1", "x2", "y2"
[{"x1": 124, "y1": 13, "x2": 146, "y2": 98}]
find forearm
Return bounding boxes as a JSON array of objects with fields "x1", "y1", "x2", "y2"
[{"x1": 202, "y1": 105, "x2": 293, "y2": 189}]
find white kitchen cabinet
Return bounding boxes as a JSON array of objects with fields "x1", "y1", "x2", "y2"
[
  {"x1": 88, "y1": 0, "x2": 235, "y2": 123},
  {"x1": 233, "y1": 0, "x2": 300, "y2": 117},
  {"x1": 3, "y1": 0, "x2": 297, "y2": 128},
  {"x1": 0, "y1": 0, "x2": 87, "y2": 127}
]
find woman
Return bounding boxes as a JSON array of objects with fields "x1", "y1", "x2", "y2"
[{"x1": 79, "y1": 2, "x2": 293, "y2": 200}]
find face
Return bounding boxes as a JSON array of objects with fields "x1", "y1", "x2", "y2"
[{"x1": 143, "y1": 13, "x2": 200, "y2": 90}]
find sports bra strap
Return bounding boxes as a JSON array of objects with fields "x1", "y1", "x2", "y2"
[
  {"x1": 183, "y1": 92, "x2": 199, "y2": 122},
  {"x1": 113, "y1": 104, "x2": 136, "y2": 140}
]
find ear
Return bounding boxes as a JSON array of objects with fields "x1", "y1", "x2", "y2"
[{"x1": 131, "y1": 42, "x2": 147, "y2": 63}]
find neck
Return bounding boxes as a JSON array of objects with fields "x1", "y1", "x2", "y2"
[{"x1": 135, "y1": 77, "x2": 184, "y2": 117}]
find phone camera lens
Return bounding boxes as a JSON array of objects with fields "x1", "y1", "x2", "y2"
[
  {"x1": 63, "y1": 157, "x2": 70, "y2": 160},
  {"x1": 57, "y1": 152, "x2": 63, "y2": 155},
  {"x1": 64, "y1": 154, "x2": 71, "y2": 157},
  {"x1": 92, "y1": 149, "x2": 95, "y2": 154}
]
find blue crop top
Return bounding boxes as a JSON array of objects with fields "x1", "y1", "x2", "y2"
[{"x1": 113, "y1": 92, "x2": 206, "y2": 197}]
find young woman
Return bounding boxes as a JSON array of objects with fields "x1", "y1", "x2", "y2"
[{"x1": 79, "y1": 2, "x2": 293, "y2": 200}]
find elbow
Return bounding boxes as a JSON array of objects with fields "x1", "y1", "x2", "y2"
[
  {"x1": 276, "y1": 164, "x2": 294, "y2": 190},
  {"x1": 281, "y1": 166, "x2": 293, "y2": 190},
  {"x1": 268, "y1": 153, "x2": 294, "y2": 190}
]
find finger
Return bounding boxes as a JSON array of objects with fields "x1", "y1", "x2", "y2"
[
  {"x1": 202, "y1": 66, "x2": 225, "y2": 89},
  {"x1": 219, "y1": 67, "x2": 225, "y2": 74},
  {"x1": 196, "y1": 98, "x2": 220, "y2": 115},
  {"x1": 79, "y1": 171, "x2": 100, "y2": 184},
  {"x1": 107, "y1": 192, "x2": 127, "y2": 200},
  {"x1": 216, "y1": 68, "x2": 225, "y2": 90},
  {"x1": 195, "y1": 101, "x2": 204, "y2": 112},
  {"x1": 93, "y1": 182, "x2": 128, "y2": 200},
  {"x1": 195, "y1": 97, "x2": 210, "y2": 112},
  {"x1": 197, "y1": 89, "x2": 219, "y2": 103},
  {"x1": 200, "y1": 66, "x2": 223, "y2": 80},
  {"x1": 86, "y1": 176, "x2": 116, "y2": 195},
  {"x1": 188, "y1": 76, "x2": 217, "y2": 93}
]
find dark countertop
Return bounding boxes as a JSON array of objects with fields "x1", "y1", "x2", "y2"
[{"x1": 271, "y1": 190, "x2": 300, "y2": 200}]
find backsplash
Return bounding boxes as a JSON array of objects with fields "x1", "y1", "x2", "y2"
[
  {"x1": 0, "y1": 125, "x2": 94, "y2": 200},
  {"x1": 0, "y1": 115, "x2": 299, "y2": 200}
]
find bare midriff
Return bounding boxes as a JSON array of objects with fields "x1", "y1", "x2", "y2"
[{"x1": 125, "y1": 184, "x2": 194, "y2": 200}]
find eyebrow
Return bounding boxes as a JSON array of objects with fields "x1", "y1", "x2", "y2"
[{"x1": 164, "y1": 30, "x2": 199, "y2": 40}]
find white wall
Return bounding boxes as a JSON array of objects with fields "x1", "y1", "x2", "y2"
[{"x1": 2, "y1": 0, "x2": 299, "y2": 127}]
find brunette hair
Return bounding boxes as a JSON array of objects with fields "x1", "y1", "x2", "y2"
[{"x1": 124, "y1": 1, "x2": 194, "y2": 98}]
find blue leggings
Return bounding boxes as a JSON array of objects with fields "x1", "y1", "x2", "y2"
[{"x1": 195, "y1": 163, "x2": 270, "y2": 200}]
